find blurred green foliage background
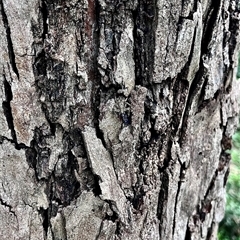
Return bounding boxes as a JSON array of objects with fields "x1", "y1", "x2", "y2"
[{"x1": 218, "y1": 130, "x2": 240, "y2": 240}]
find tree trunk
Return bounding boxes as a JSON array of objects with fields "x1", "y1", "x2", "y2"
[{"x1": 0, "y1": 0, "x2": 239, "y2": 239}]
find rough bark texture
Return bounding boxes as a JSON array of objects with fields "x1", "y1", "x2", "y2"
[{"x1": 0, "y1": 0, "x2": 240, "y2": 239}]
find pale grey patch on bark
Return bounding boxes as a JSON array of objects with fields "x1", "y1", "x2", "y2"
[
  {"x1": 0, "y1": 140, "x2": 46, "y2": 239},
  {"x1": 63, "y1": 192, "x2": 108, "y2": 240},
  {"x1": 82, "y1": 126, "x2": 127, "y2": 215}
]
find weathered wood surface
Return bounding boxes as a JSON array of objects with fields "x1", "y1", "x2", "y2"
[{"x1": 0, "y1": 0, "x2": 239, "y2": 239}]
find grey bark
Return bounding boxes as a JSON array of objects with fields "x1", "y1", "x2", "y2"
[{"x1": 0, "y1": 0, "x2": 239, "y2": 239}]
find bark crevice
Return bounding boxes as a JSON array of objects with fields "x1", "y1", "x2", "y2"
[
  {"x1": 172, "y1": 159, "x2": 187, "y2": 237},
  {"x1": 0, "y1": 198, "x2": 17, "y2": 218},
  {"x1": 179, "y1": 64, "x2": 205, "y2": 145},
  {"x1": 38, "y1": 207, "x2": 49, "y2": 240},
  {"x1": 133, "y1": 0, "x2": 157, "y2": 86},
  {"x1": 201, "y1": 0, "x2": 222, "y2": 54},
  {"x1": 2, "y1": 74, "x2": 17, "y2": 142},
  {"x1": 41, "y1": 0, "x2": 48, "y2": 41}
]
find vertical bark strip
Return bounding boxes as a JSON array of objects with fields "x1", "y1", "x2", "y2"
[
  {"x1": 0, "y1": 0, "x2": 240, "y2": 239},
  {"x1": 0, "y1": 0, "x2": 19, "y2": 79}
]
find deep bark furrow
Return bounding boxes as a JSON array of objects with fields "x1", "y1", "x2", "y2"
[
  {"x1": 201, "y1": 0, "x2": 222, "y2": 54},
  {"x1": 2, "y1": 74, "x2": 17, "y2": 142},
  {"x1": 179, "y1": 0, "x2": 222, "y2": 140},
  {"x1": 224, "y1": 2, "x2": 240, "y2": 89},
  {"x1": 157, "y1": 172, "x2": 169, "y2": 220},
  {"x1": 133, "y1": 0, "x2": 157, "y2": 86},
  {"x1": 172, "y1": 182, "x2": 181, "y2": 238},
  {"x1": 41, "y1": 0, "x2": 48, "y2": 40},
  {"x1": 202, "y1": 170, "x2": 218, "y2": 202},
  {"x1": 92, "y1": 1, "x2": 106, "y2": 149},
  {"x1": 206, "y1": 221, "x2": 215, "y2": 239},
  {"x1": 184, "y1": 224, "x2": 191, "y2": 240},
  {"x1": 0, "y1": 0, "x2": 19, "y2": 78},
  {"x1": 39, "y1": 207, "x2": 49, "y2": 240}
]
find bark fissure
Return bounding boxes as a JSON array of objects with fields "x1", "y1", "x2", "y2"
[
  {"x1": 172, "y1": 77, "x2": 189, "y2": 136},
  {"x1": 173, "y1": 24, "x2": 199, "y2": 141},
  {"x1": 179, "y1": 64, "x2": 205, "y2": 144},
  {"x1": 157, "y1": 172, "x2": 169, "y2": 221},
  {"x1": 0, "y1": 198, "x2": 17, "y2": 218},
  {"x1": 218, "y1": 100, "x2": 232, "y2": 184},
  {"x1": 92, "y1": 174, "x2": 102, "y2": 196},
  {"x1": 203, "y1": 170, "x2": 218, "y2": 202},
  {"x1": 224, "y1": 2, "x2": 240, "y2": 90},
  {"x1": 104, "y1": 199, "x2": 119, "y2": 223},
  {"x1": 92, "y1": 2, "x2": 106, "y2": 150},
  {"x1": 0, "y1": 0, "x2": 19, "y2": 78},
  {"x1": 2, "y1": 74, "x2": 17, "y2": 142},
  {"x1": 172, "y1": 159, "x2": 187, "y2": 237},
  {"x1": 201, "y1": 0, "x2": 221, "y2": 54},
  {"x1": 26, "y1": 126, "x2": 82, "y2": 217},
  {"x1": 184, "y1": 223, "x2": 191, "y2": 240},
  {"x1": 40, "y1": 207, "x2": 49, "y2": 240},
  {"x1": 133, "y1": 0, "x2": 157, "y2": 86},
  {"x1": 206, "y1": 221, "x2": 215, "y2": 239},
  {"x1": 197, "y1": 89, "x2": 221, "y2": 114},
  {"x1": 178, "y1": 0, "x2": 222, "y2": 138},
  {"x1": 41, "y1": 0, "x2": 48, "y2": 40}
]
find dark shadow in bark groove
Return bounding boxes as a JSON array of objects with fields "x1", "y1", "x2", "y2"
[
  {"x1": 0, "y1": 198, "x2": 17, "y2": 218},
  {"x1": 131, "y1": 187, "x2": 146, "y2": 211},
  {"x1": 92, "y1": 174, "x2": 102, "y2": 196},
  {"x1": 184, "y1": 223, "x2": 191, "y2": 240},
  {"x1": 157, "y1": 172, "x2": 169, "y2": 222},
  {"x1": 201, "y1": 0, "x2": 221, "y2": 55},
  {"x1": 51, "y1": 151, "x2": 81, "y2": 206},
  {"x1": 25, "y1": 141, "x2": 38, "y2": 174},
  {"x1": 2, "y1": 75, "x2": 17, "y2": 142},
  {"x1": 41, "y1": 0, "x2": 48, "y2": 40},
  {"x1": 202, "y1": 170, "x2": 218, "y2": 202},
  {"x1": 223, "y1": 4, "x2": 240, "y2": 91},
  {"x1": 132, "y1": 0, "x2": 157, "y2": 86},
  {"x1": 93, "y1": 86, "x2": 108, "y2": 150},
  {"x1": 104, "y1": 200, "x2": 119, "y2": 223},
  {"x1": 39, "y1": 207, "x2": 49, "y2": 239},
  {"x1": 179, "y1": 64, "x2": 205, "y2": 146}
]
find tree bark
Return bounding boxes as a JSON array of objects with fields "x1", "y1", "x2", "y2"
[{"x1": 0, "y1": 0, "x2": 239, "y2": 239}]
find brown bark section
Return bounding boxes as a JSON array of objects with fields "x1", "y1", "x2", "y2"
[{"x1": 0, "y1": 0, "x2": 239, "y2": 239}]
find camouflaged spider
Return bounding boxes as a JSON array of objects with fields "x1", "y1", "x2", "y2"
[{"x1": 113, "y1": 97, "x2": 131, "y2": 126}]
